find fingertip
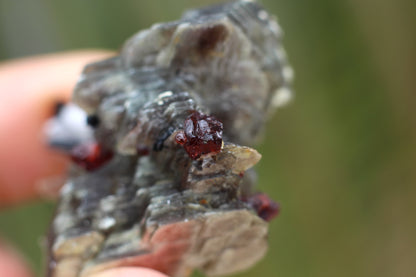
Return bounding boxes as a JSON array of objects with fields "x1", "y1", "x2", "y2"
[
  {"x1": 0, "y1": 50, "x2": 114, "y2": 206},
  {"x1": 0, "y1": 242, "x2": 32, "y2": 277},
  {"x1": 88, "y1": 267, "x2": 169, "y2": 277},
  {"x1": 0, "y1": 87, "x2": 69, "y2": 206}
]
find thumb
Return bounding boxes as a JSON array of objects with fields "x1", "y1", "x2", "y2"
[
  {"x1": 89, "y1": 267, "x2": 169, "y2": 277},
  {"x1": 0, "y1": 50, "x2": 113, "y2": 207},
  {"x1": 0, "y1": 242, "x2": 32, "y2": 277}
]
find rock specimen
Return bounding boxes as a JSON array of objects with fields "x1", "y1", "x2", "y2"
[{"x1": 47, "y1": 1, "x2": 292, "y2": 276}]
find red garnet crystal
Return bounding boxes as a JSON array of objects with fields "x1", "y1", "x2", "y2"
[
  {"x1": 175, "y1": 111, "x2": 223, "y2": 159},
  {"x1": 244, "y1": 193, "x2": 280, "y2": 222},
  {"x1": 70, "y1": 143, "x2": 113, "y2": 171}
]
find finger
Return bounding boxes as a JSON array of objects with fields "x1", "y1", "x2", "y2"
[
  {"x1": 0, "y1": 50, "x2": 114, "y2": 207},
  {"x1": 89, "y1": 267, "x2": 169, "y2": 277},
  {"x1": 0, "y1": 242, "x2": 32, "y2": 277}
]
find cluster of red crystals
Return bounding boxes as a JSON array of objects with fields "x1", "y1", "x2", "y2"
[
  {"x1": 175, "y1": 111, "x2": 223, "y2": 159},
  {"x1": 70, "y1": 143, "x2": 113, "y2": 171},
  {"x1": 243, "y1": 193, "x2": 280, "y2": 222}
]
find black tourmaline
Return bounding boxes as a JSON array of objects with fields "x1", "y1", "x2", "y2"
[{"x1": 47, "y1": 1, "x2": 292, "y2": 276}]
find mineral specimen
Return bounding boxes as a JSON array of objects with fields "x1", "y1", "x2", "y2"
[{"x1": 46, "y1": 1, "x2": 292, "y2": 276}]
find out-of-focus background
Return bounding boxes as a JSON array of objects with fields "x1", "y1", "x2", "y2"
[{"x1": 0, "y1": 0, "x2": 415, "y2": 276}]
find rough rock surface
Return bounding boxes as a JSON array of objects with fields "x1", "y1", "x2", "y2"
[{"x1": 47, "y1": 1, "x2": 292, "y2": 276}]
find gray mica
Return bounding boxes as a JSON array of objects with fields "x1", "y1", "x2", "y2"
[{"x1": 48, "y1": 1, "x2": 292, "y2": 277}]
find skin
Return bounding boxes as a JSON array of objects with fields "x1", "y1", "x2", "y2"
[{"x1": 0, "y1": 51, "x2": 168, "y2": 277}]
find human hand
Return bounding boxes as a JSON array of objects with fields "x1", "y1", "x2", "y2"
[{"x1": 0, "y1": 51, "x2": 168, "y2": 277}]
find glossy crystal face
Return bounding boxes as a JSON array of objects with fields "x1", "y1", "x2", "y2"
[{"x1": 175, "y1": 111, "x2": 223, "y2": 159}]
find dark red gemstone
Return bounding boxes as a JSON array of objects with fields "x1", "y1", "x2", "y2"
[
  {"x1": 136, "y1": 144, "x2": 150, "y2": 156},
  {"x1": 70, "y1": 143, "x2": 113, "y2": 171},
  {"x1": 243, "y1": 193, "x2": 280, "y2": 222},
  {"x1": 177, "y1": 111, "x2": 223, "y2": 159}
]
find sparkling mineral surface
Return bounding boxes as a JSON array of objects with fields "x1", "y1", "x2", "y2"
[{"x1": 47, "y1": 1, "x2": 292, "y2": 277}]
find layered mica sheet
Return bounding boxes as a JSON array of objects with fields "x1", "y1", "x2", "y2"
[{"x1": 48, "y1": 1, "x2": 292, "y2": 277}]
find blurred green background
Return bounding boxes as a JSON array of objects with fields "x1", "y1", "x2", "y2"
[{"x1": 1, "y1": 0, "x2": 415, "y2": 276}]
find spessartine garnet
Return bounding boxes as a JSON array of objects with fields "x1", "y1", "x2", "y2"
[
  {"x1": 244, "y1": 193, "x2": 280, "y2": 222},
  {"x1": 175, "y1": 111, "x2": 223, "y2": 159},
  {"x1": 70, "y1": 143, "x2": 113, "y2": 171}
]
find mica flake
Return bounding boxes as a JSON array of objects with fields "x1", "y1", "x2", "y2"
[{"x1": 47, "y1": 1, "x2": 292, "y2": 277}]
